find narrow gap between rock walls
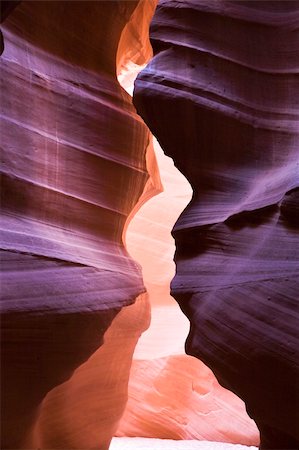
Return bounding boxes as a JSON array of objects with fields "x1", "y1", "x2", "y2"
[
  {"x1": 116, "y1": 7, "x2": 192, "y2": 372},
  {"x1": 113, "y1": 3, "x2": 259, "y2": 447}
]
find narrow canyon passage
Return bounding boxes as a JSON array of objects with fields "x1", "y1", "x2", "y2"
[
  {"x1": 1, "y1": 1, "x2": 298, "y2": 449},
  {"x1": 116, "y1": 41, "x2": 259, "y2": 446},
  {"x1": 117, "y1": 138, "x2": 260, "y2": 445}
]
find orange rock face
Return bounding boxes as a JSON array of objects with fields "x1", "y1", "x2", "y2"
[
  {"x1": 28, "y1": 294, "x2": 150, "y2": 450},
  {"x1": 117, "y1": 356, "x2": 259, "y2": 444}
]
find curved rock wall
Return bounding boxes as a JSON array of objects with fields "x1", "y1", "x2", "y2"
[
  {"x1": 134, "y1": 1, "x2": 299, "y2": 448},
  {"x1": 1, "y1": 1, "x2": 156, "y2": 448}
]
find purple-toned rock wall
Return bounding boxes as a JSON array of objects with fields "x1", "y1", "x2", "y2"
[
  {"x1": 134, "y1": 1, "x2": 299, "y2": 448},
  {"x1": 1, "y1": 1, "x2": 155, "y2": 448}
]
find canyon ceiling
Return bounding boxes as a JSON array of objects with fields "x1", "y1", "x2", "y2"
[{"x1": 1, "y1": 1, "x2": 298, "y2": 450}]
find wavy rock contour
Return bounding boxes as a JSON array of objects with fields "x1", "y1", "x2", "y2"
[
  {"x1": 134, "y1": 1, "x2": 299, "y2": 448},
  {"x1": 0, "y1": 1, "x2": 157, "y2": 448}
]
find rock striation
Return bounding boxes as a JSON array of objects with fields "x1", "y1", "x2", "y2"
[
  {"x1": 134, "y1": 1, "x2": 299, "y2": 448},
  {"x1": 117, "y1": 354, "x2": 258, "y2": 444},
  {"x1": 1, "y1": 1, "x2": 157, "y2": 448}
]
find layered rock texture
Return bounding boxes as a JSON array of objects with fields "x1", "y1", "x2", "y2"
[
  {"x1": 1, "y1": 1, "x2": 157, "y2": 448},
  {"x1": 134, "y1": 1, "x2": 299, "y2": 449},
  {"x1": 2, "y1": 0, "x2": 299, "y2": 449}
]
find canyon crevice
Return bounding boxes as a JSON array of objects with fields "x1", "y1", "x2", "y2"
[
  {"x1": 115, "y1": 138, "x2": 259, "y2": 446},
  {"x1": 1, "y1": 1, "x2": 298, "y2": 449}
]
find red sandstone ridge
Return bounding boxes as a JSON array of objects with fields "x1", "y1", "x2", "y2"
[
  {"x1": 134, "y1": 1, "x2": 299, "y2": 449},
  {"x1": 1, "y1": 1, "x2": 157, "y2": 449}
]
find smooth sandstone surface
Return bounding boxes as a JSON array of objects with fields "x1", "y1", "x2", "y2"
[
  {"x1": 28, "y1": 294, "x2": 150, "y2": 450},
  {"x1": 117, "y1": 355, "x2": 258, "y2": 444},
  {"x1": 134, "y1": 1, "x2": 299, "y2": 448},
  {"x1": 2, "y1": 1, "x2": 298, "y2": 449},
  {"x1": 1, "y1": 1, "x2": 157, "y2": 448}
]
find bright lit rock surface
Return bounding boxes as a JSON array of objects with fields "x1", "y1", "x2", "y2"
[
  {"x1": 110, "y1": 437, "x2": 258, "y2": 450},
  {"x1": 117, "y1": 141, "x2": 258, "y2": 445}
]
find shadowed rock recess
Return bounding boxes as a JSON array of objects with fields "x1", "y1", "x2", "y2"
[{"x1": 133, "y1": 1, "x2": 299, "y2": 449}]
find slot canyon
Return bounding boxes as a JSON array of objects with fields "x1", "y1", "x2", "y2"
[{"x1": 0, "y1": 1, "x2": 298, "y2": 450}]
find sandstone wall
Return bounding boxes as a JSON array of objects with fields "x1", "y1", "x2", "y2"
[
  {"x1": 1, "y1": 1, "x2": 156, "y2": 448},
  {"x1": 134, "y1": 1, "x2": 299, "y2": 448}
]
